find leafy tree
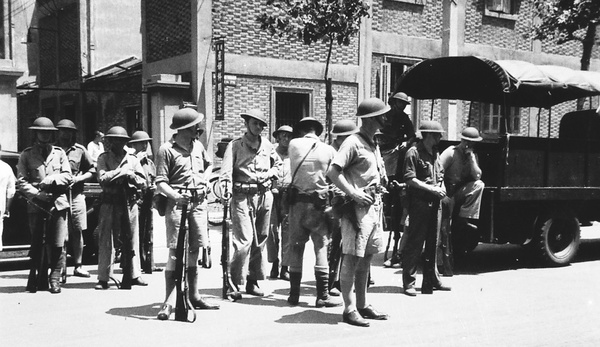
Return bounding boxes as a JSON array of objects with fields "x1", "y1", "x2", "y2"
[
  {"x1": 257, "y1": 0, "x2": 370, "y2": 141},
  {"x1": 534, "y1": 0, "x2": 600, "y2": 72}
]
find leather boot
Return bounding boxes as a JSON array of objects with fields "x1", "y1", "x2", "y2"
[
  {"x1": 279, "y1": 266, "x2": 290, "y2": 281},
  {"x1": 48, "y1": 247, "x2": 65, "y2": 294},
  {"x1": 187, "y1": 267, "x2": 220, "y2": 310},
  {"x1": 315, "y1": 272, "x2": 342, "y2": 308},
  {"x1": 287, "y1": 272, "x2": 302, "y2": 305},
  {"x1": 270, "y1": 260, "x2": 279, "y2": 279},
  {"x1": 158, "y1": 271, "x2": 177, "y2": 320},
  {"x1": 245, "y1": 278, "x2": 264, "y2": 296}
]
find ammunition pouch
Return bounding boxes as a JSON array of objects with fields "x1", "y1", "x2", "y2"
[
  {"x1": 152, "y1": 193, "x2": 168, "y2": 216},
  {"x1": 287, "y1": 187, "x2": 328, "y2": 211},
  {"x1": 233, "y1": 182, "x2": 270, "y2": 195}
]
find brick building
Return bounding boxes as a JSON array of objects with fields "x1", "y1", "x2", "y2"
[
  {"x1": 16, "y1": 0, "x2": 143, "y2": 150},
  {"x1": 141, "y1": 0, "x2": 599, "y2": 159}
]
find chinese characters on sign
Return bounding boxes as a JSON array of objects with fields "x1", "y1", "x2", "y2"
[{"x1": 214, "y1": 37, "x2": 225, "y2": 121}]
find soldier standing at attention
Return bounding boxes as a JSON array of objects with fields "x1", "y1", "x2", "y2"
[
  {"x1": 220, "y1": 109, "x2": 282, "y2": 298},
  {"x1": 268, "y1": 125, "x2": 293, "y2": 281},
  {"x1": 19, "y1": 117, "x2": 73, "y2": 294},
  {"x1": 402, "y1": 120, "x2": 452, "y2": 296},
  {"x1": 56, "y1": 119, "x2": 95, "y2": 279},
  {"x1": 129, "y1": 130, "x2": 161, "y2": 274},
  {"x1": 327, "y1": 98, "x2": 390, "y2": 327},
  {"x1": 94, "y1": 126, "x2": 148, "y2": 290},
  {"x1": 286, "y1": 117, "x2": 341, "y2": 308},
  {"x1": 155, "y1": 108, "x2": 220, "y2": 320}
]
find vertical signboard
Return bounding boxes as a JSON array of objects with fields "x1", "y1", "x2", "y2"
[{"x1": 214, "y1": 37, "x2": 225, "y2": 120}]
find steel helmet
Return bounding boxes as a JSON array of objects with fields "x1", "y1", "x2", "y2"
[
  {"x1": 104, "y1": 126, "x2": 130, "y2": 139},
  {"x1": 170, "y1": 108, "x2": 205, "y2": 130},
  {"x1": 56, "y1": 119, "x2": 77, "y2": 131},
  {"x1": 357, "y1": 98, "x2": 391, "y2": 118},
  {"x1": 418, "y1": 120, "x2": 445, "y2": 134},
  {"x1": 295, "y1": 117, "x2": 323, "y2": 136},
  {"x1": 29, "y1": 117, "x2": 58, "y2": 131},
  {"x1": 331, "y1": 119, "x2": 359, "y2": 136},
  {"x1": 461, "y1": 127, "x2": 482, "y2": 142},
  {"x1": 129, "y1": 130, "x2": 152, "y2": 143},
  {"x1": 272, "y1": 125, "x2": 293, "y2": 138},
  {"x1": 240, "y1": 109, "x2": 268, "y2": 126},
  {"x1": 390, "y1": 92, "x2": 410, "y2": 104}
]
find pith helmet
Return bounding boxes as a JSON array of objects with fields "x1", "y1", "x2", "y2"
[
  {"x1": 56, "y1": 119, "x2": 77, "y2": 131},
  {"x1": 390, "y1": 92, "x2": 410, "y2": 104},
  {"x1": 418, "y1": 120, "x2": 445, "y2": 134},
  {"x1": 295, "y1": 117, "x2": 323, "y2": 136},
  {"x1": 331, "y1": 119, "x2": 358, "y2": 136},
  {"x1": 104, "y1": 126, "x2": 130, "y2": 139},
  {"x1": 129, "y1": 130, "x2": 152, "y2": 143},
  {"x1": 29, "y1": 117, "x2": 58, "y2": 131},
  {"x1": 272, "y1": 125, "x2": 293, "y2": 138},
  {"x1": 461, "y1": 127, "x2": 482, "y2": 142},
  {"x1": 357, "y1": 98, "x2": 391, "y2": 118},
  {"x1": 240, "y1": 109, "x2": 268, "y2": 126},
  {"x1": 170, "y1": 108, "x2": 204, "y2": 130}
]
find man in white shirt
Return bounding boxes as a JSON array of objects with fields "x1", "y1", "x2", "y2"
[
  {"x1": 87, "y1": 131, "x2": 105, "y2": 164},
  {"x1": 0, "y1": 144, "x2": 16, "y2": 251}
]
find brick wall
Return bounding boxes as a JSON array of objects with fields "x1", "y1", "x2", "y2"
[
  {"x1": 209, "y1": 75, "x2": 358, "y2": 161},
  {"x1": 145, "y1": 0, "x2": 192, "y2": 63},
  {"x1": 372, "y1": 0, "x2": 443, "y2": 40},
  {"x1": 212, "y1": 0, "x2": 359, "y2": 65},
  {"x1": 464, "y1": 0, "x2": 534, "y2": 52}
]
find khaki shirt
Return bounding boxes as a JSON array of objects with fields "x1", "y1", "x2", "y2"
[
  {"x1": 220, "y1": 133, "x2": 282, "y2": 185},
  {"x1": 403, "y1": 141, "x2": 444, "y2": 201},
  {"x1": 440, "y1": 145, "x2": 480, "y2": 196},
  {"x1": 288, "y1": 133, "x2": 336, "y2": 194},
  {"x1": 275, "y1": 144, "x2": 291, "y2": 189},
  {"x1": 331, "y1": 131, "x2": 385, "y2": 190},
  {"x1": 17, "y1": 144, "x2": 73, "y2": 211},
  {"x1": 97, "y1": 150, "x2": 147, "y2": 195},
  {"x1": 64, "y1": 143, "x2": 95, "y2": 195},
  {"x1": 155, "y1": 140, "x2": 211, "y2": 188}
]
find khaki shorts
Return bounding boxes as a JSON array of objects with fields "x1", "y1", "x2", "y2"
[
  {"x1": 165, "y1": 198, "x2": 208, "y2": 250},
  {"x1": 341, "y1": 196, "x2": 384, "y2": 258}
]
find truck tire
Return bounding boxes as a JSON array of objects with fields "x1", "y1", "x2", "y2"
[{"x1": 533, "y1": 214, "x2": 580, "y2": 266}]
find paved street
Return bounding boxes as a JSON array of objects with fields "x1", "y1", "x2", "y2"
[{"x1": 2, "y1": 216, "x2": 600, "y2": 347}]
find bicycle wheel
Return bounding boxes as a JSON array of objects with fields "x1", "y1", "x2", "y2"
[{"x1": 207, "y1": 176, "x2": 224, "y2": 226}]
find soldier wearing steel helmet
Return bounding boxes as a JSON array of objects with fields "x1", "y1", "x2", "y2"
[
  {"x1": 267, "y1": 125, "x2": 293, "y2": 281},
  {"x1": 56, "y1": 119, "x2": 95, "y2": 279},
  {"x1": 439, "y1": 127, "x2": 485, "y2": 257},
  {"x1": 129, "y1": 130, "x2": 160, "y2": 274},
  {"x1": 18, "y1": 117, "x2": 73, "y2": 294},
  {"x1": 402, "y1": 120, "x2": 452, "y2": 296},
  {"x1": 220, "y1": 109, "x2": 283, "y2": 298},
  {"x1": 155, "y1": 108, "x2": 219, "y2": 320},
  {"x1": 285, "y1": 117, "x2": 341, "y2": 308},
  {"x1": 94, "y1": 126, "x2": 148, "y2": 290},
  {"x1": 327, "y1": 98, "x2": 390, "y2": 327}
]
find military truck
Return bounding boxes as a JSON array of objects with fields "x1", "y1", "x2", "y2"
[{"x1": 397, "y1": 56, "x2": 600, "y2": 266}]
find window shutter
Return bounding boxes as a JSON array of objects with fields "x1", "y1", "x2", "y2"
[{"x1": 380, "y1": 62, "x2": 391, "y2": 104}]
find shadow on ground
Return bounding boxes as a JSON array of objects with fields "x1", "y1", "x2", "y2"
[
  {"x1": 107, "y1": 302, "x2": 162, "y2": 321},
  {"x1": 275, "y1": 309, "x2": 340, "y2": 325}
]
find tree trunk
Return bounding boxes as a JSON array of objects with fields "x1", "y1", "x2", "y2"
[
  {"x1": 324, "y1": 38, "x2": 334, "y2": 144},
  {"x1": 578, "y1": 23, "x2": 596, "y2": 110}
]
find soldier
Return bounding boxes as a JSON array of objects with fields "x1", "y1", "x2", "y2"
[
  {"x1": 220, "y1": 109, "x2": 282, "y2": 298},
  {"x1": 268, "y1": 125, "x2": 293, "y2": 281},
  {"x1": 327, "y1": 119, "x2": 359, "y2": 296},
  {"x1": 327, "y1": 98, "x2": 390, "y2": 327},
  {"x1": 402, "y1": 120, "x2": 452, "y2": 296},
  {"x1": 156, "y1": 109, "x2": 219, "y2": 320},
  {"x1": 94, "y1": 126, "x2": 148, "y2": 290},
  {"x1": 18, "y1": 117, "x2": 73, "y2": 294},
  {"x1": 286, "y1": 117, "x2": 341, "y2": 308},
  {"x1": 129, "y1": 130, "x2": 160, "y2": 274},
  {"x1": 56, "y1": 119, "x2": 95, "y2": 279}
]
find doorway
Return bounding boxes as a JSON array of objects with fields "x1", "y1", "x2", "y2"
[{"x1": 272, "y1": 87, "x2": 312, "y2": 139}]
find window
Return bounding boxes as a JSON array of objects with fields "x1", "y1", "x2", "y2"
[
  {"x1": 480, "y1": 103, "x2": 520, "y2": 134},
  {"x1": 379, "y1": 58, "x2": 418, "y2": 120},
  {"x1": 271, "y1": 87, "x2": 312, "y2": 138},
  {"x1": 486, "y1": 0, "x2": 513, "y2": 14}
]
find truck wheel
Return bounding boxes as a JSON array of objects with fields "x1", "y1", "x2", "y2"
[{"x1": 534, "y1": 214, "x2": 580, "y2": 266}]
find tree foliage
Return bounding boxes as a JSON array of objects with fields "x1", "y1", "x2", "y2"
[
  {"x1": 257, "y1": 0, "x2": 370, "y2": 47},
  {"x1": 534, "y1": 0, "x2": 600, "y2": 44}
]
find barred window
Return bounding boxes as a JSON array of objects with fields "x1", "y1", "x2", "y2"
[{"x1": 481, "y1": 103, "x2": 520, "y2": 134}]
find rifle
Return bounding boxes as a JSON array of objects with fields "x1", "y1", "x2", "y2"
[
  {"x1": 171, "y1": 185, "x2": 199, "y2": 323},
  {"x1": 20, "y1": 192, "x2": 53, "y2": 292},
  {"x1": 221, "y1": 184, "x2": 241, "y2": 301}
]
